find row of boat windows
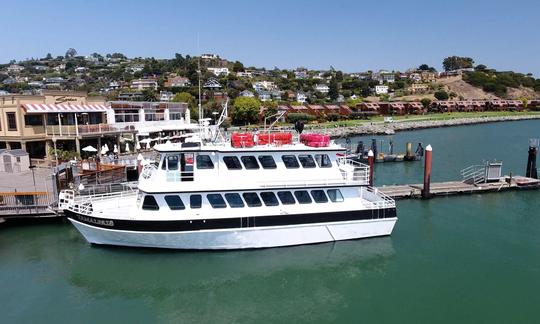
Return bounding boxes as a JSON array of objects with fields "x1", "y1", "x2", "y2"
[
  {"x1": 161, "y1": 154, "x2": 333, "y2": 171},
  {"x1": 142, "y1": 189, "x2": 344, "y2": 211}
]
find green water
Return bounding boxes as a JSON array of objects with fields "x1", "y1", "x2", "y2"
[{"x1": 2, "y1": 120, "x2": 540, "y2": 323}]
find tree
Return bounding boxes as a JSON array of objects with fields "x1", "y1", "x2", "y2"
[
  {"x1": 418, "y1": 64, "x2": 436, "y2": 72},
  {"x1": 232, "y1": 97, "x2": 260, "y2": 125},
  {"x1": 65, "y1": 48, "x2": 78, "y2": 58},
  {"x1": 475, "y1": 64, "x2": 487, "y2": 71},
  {"x1": 420, "y1": 98, "x2": 432, "y2": 109},
  {"x1": 173, "y1": 92, "x2": 197, "y2": 120},
  {"x1": 434, "y1": 90, "x2": 449, "y2": 100},
  {"x1": 442, "y1": 56, "x2": 474, "y2": 71},
  {"x1": 232, "y1": 61, "x2": 245, "y2": 72},
  {"x1": 45, "y1": 53, "x2": 53, "y2": 60},
  {"x1": 141, "y1": 89, "x2": 157, "y2": 101},
  {"x1": 328, "y1": 78, "x2": 339, "y2": 101}
]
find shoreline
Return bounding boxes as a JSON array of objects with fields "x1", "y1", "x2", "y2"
[{"x1": 323, "y1": 114, "x2": 540, "y2": 138}]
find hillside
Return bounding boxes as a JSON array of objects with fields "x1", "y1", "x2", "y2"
[{"x1": 438, "y1": 76, "x2": 499, "y2": 99}]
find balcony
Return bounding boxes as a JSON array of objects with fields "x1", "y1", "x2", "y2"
[{"x1": 45, "y1": 124, "x2": 135, "y2": 137}]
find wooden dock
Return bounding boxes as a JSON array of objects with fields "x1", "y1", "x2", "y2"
[{"x1": 378, "y1": 176, "x2": 540, "y2": 199}]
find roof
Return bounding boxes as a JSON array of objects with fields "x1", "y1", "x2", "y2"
[
  {"x1": 0, "y1": 149, "x2": 28, "y2": 156},
  {"x1": 22, "y1": 103, "x2": 108, "y2": 114}
]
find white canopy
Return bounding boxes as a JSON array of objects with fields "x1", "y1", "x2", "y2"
[{"x1": 82, "y1": 145, "x2": 97, "y2": 152}]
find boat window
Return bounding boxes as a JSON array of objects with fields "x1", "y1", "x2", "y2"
[
  {"x1": 223, "y1": 156, "x2": 242, "y2": 170},
  {"x1": 260, "y1": 192, "x2": 279, "y2": 206},
  {"x1": 197, "y1": 154, "x2": 214, "y2": 169},
  {"x1": 165, "y1": 195, "x2": 185, "y2": 210},
  {"x1": 327, "y1": 189, "x2": 344, "y2": 202},
  {"x1": 162, "y1": 155, "x2": 179, "y2": 170},
  {"x1": 242, "y1": 192, "x2": 262, "y2": 207},
  {"x1": 207, "y1": 194, "x2": 227, "y2": 208},
  {"x1": 294, "y1": 190, "x2": 312, "y2": 204},
  {"x1": 190, "y1": 194, "x2": 202, "y2": 208},
  {"x1": 298, "y1": 155, "x2": 316, "y2": 168},
  {"x1": 310, "y1": 190, "x2": 328, "y2": 203},
  {"x1": 277, "y1": 191, "x2": 296, "y2": 205},
  {"x1": 315, "y1": 154, "x2": 332, "y2": 168},
  {"x1": 282, "y1": 155, "x2": 300, "y2": 168},
  {"x1": 258, "y1": 155, "x2": 277, "y2": 169},
  {"x1": 225, "y1": 193, "x2": 245, "y2": 208},
  {"x1": 142, "y1": 195, "x2": 159, "y2": 210},
  {"x1": 241, "y1": 156, "x2": 260, "y2": 169}
]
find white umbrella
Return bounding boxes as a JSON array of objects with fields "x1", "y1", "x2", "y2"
[
  {"x1": 125, "y1": 143, "x2": 130, "y2": 153},
  {"x1": 113, "y1": 144, "x2": 118, "y2": 153},
  {"x1": 135, "y1": 142, "x2": 141, "y2": 150},
  {"x1": 139, "y1": 138, "x2": 152, "y2": 144},
  {"x1": 104, "y1": 143, "x2": 109, "y2": 151},
  {"x1": 101, "y1": 146, "x2": 108, "y2": 155},
  {"x1": 82, "y1": 145, "x2": 97, "y2": 152}
]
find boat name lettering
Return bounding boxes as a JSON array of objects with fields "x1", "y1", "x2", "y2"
[{"x1": 78, "y1": 215, "x2": 115, "y2": 227}]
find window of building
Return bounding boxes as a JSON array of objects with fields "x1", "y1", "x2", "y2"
[
  {"x1": 327, "y1": 189, "x2": 344, "y2": 202},
  {"x1": 298, "y1": 155, "x2": 316, "y2": 168},
  {"x1": 260, "y1": 192, "x2": 279, "y2": 206},
  {"x1": 190, "y1": 194, "x2": 202, "y2": 208},
  {"x1": 196, "y1": 155, "x2": 214, "y2": 169},
  {"x1": 207, "y1": 194, "x2": 227, "y2": 208},
  {"x1": 315, "y1": 154, "x2": 332, "y2": 168},
  {"x1": 225, "y1": 193, "x2": 244, "y2": 208},
  {"x1": 277, "y1": 191, "x2": 296, "y2": 205},
  {"x1": 294, "y1": 190, "x2": 312, "y2": 204},
  {"x1": 223, "y1": 156, "x2": 242, "y2": 170},
  {"x1": 165, "y1": 195, "x2": 185, "y2": 210},
  {"x1": 6, "y1": 112, "x2": 17, "y2": 131},
  {"x1": 24, "y1": 115, "x2": 43, "y2": 126},
  {"x1": 258, "y1": 155, "x2": 277, "y2": 169},
  {"x1": 310, "y1": 190, "x2": 328, "y2": 203},
  {"x1": 242, "y1": 192, "x2": 262, "y2": 207},
  {"x1": 282, "y1": 155, "x2": 300, "y2": 168},
  {"x1": 142, "y1": 195, "x2": 159, "y2": 210},
  {"x1": 241, "y1": 156, "x2": 260, "y2": 169}
]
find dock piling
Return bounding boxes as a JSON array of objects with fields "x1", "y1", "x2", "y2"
[
  {"x1": 526, "y1": 139, "x2": 538, "y2": 179},
  {"x1": 422, "y1": 144, "x2": 433, "y2": 198},
  {"x1": 368, "y1": 150, "x2": 374, "y2": 186}
]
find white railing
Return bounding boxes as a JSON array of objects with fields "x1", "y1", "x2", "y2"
[
  {"x1": 337, "y1": 157, "x2": 370, "y2": 185},
  {"x1": 360, "y1": 186, "x2": 396, "y2": 209},
  {"x1": 461, "y1": 165, "x2": 486, "y2": 184}
]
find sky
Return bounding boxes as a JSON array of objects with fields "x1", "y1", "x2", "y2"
[{"x1": 2, "y1": 0, "x2": 539, "y2": 74}]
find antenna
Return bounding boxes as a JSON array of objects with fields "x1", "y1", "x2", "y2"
[{"x1": 197, "y1": 34, "x2": 203, "y2": 128}]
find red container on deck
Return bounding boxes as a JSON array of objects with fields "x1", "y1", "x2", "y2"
[
  {"x1": 258, "y1": 132, "x2": 293, "y2": 145},
  {"x1": 300, "y1": 133, "x2": 330, "y2": 147},
  {"x1": 231, "y1": 132, "x2": 255, "y2": 148}
]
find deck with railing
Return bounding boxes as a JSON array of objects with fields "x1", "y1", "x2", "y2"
[{"x1": 0, "y1": 191, "x2": 56, "y2": 217}]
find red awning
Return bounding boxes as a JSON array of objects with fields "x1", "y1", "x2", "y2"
[{"x1": 22, "y1": 103, "x2": 108, "y2": 114}]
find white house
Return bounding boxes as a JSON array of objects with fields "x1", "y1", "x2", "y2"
[
  {"x1": 207, "y1": 67, "x2": 229, "y2": 76},
  {"x1": 314, "y1": 84, "x2": 330, "y2": 94},
  {"x1": 7, "y1": 65, "x2": 24, "y2": 73},
  {"x1": 128, "y1": 64, "x2": 145, "y2": 73},
  {"x1": 159, "y1": 91, "x2": 174, "y2": 102},
  {"x1": 236, "y1": 71, "x2": 253, "y2": 78},
  {"x1": 131, "y1": 78, "x2": 158, "y2": 90},
  {"x1": 201, "y1": 54, "x2": 218, "y2": 60},
  {"x1": 258, "y1": 91, "x2": 272, "y2": 102},
  {"x1": 253, "y1": 81, "x2": 277, "y2": 92},
  {"x1": 74, "y1": 67, "x2": 87, "y2": 73},
  {"x1": 239, "y1": 90, "x2": 255, "y2": 97},
  {"x1": 296, "y1": 92, "x2": 307, "y2": 104},
  {"x1": 375, "y1": 85, "x2": 389, "y2": 95}
]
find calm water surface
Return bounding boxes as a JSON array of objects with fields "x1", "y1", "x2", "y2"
[{"x1": 1, "y1": 120, "x2": 540, "y2": 323}]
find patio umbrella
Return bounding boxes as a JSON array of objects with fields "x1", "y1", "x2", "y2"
[
  {"x1": 125, "y1": 143, "x2": 130, "y2": 153},
  {"x1": 135, "y1": 142, "x2": 141, "y2": 150},
  {"x1": 101, "y1": 146, "x2": 108, "y2": 155},
  {"x1": 82, "y1": 145, "x2": 97, "y2": 152},
  {"x1": 113, "y1": 144, "x2": 118, "y2": 153},
  {"x1": 104, "y1": 144, "x2": 109, "y2": 151}
]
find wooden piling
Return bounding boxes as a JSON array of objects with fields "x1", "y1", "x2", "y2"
[
  {"x1": 422, "y1": 144, "x2": 433, "y2": 198},
  {"x1": 368, "y1": 149, "x2": 374, "y2": 186}
]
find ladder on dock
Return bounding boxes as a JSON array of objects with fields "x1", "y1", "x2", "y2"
[{"x1": 461, "y1": 165, "x2": 486, "y2": 184}]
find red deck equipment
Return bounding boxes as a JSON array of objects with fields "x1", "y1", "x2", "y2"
[
  {"x1": 231, "y1": 132, "x2": 255, "y2": 148},
  {"x1": 300, "y1": 134, "x2": 331, "y2": 147},
  {"x1": 257, "y1": 132, "x2": 293, "y2": 145}
]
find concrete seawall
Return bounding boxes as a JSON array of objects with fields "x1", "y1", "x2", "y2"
[{"x1": 324, "y1": 115, "x2": 540, "y2": 138}]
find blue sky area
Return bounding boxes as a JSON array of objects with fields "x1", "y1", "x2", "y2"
[{"x1": 2, "y1": 0, "x2": 539, "y2": 74}]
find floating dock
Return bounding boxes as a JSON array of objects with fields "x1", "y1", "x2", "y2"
[{"x1": 378, "y1": 176, "x2": 540, "y2": 199}]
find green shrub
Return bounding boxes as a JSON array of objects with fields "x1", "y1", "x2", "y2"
[{"x1": 286, "y1": 113, "x2": 316, "y2": 123}]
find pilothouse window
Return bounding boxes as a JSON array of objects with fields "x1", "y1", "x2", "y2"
[
  {"x1": 258, "y1": 155, "x2": 277, "y2": 169},
  {"x1": 241, "y1": 156, "x2": 260, "y2": 169},
  {"x1": 142, "y1": 195, "x2": 159, "y2": 210},
  {"x1": 315, "y1": 154, "x2": 332, "y2": 168},
  {"x1": 282, "y1": 155, "x2": 300, "y2": 168},
  {"x1": 298, "y1": 155, "x2": 316, "y2": 168},
  {"x1": 197, "y1": 155, "x2": 214, "y2": 169},
  {"x1": 223, "y1": 156, "x2": 242, "y2": 170}
]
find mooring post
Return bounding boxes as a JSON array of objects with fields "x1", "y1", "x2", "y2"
[
  {"x1": 368, "y1": 149, "x2": 374, "y2": 186},
  {"x1": 422, "y1": 144, "x2": 433, "y2": 199},
  {"x1": 526, "y1": 140, "x2": 538, "y2": 179}
]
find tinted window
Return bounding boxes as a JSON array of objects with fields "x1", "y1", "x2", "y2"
[
  {"x1": 142, "y1": 195, "x2": 159, "y2": 210},
  {"x1": 190, "y1": 194, "x2": 202, "y2": 208},
  {"x1": 310, "y1": 190, "x2": 328, "y2": 203},
  {"x1": 223, "y1": 156, "x2": 242, "y2": 169},
  {"x1": 277, "y1": 191, "x2": 296, "y2": 205},
  {"x1": 260, "y1": 192, "x2": 279, "y2": 206},
  {"x1": 294, "y1": 190, "x2": 312, "y2": 204},
  {"x1": 165, "y1": 195, "x2": 185, "y2": 210},
  {"x1": 207, "y1": 194, "x2": 227, "y2": 208},
  {"x1": 258, "y1": 155, "x2": 277, "y2": 169},
  {"x1": 225, "y1": 193, "x2": 244, "y2": 208},
  {"x1": 241, "y1": 156, "x2": 259, "y2": 169},
  {"x1": 298, "y1": 155, "x2": 316, "y2": 168},
  {"x1": 242, "y1": 192, "x2": 262, "y2": 207},
  {"x1": 315, "y1": 154, "x2": 332, "y2": 168},
  {"x1": 162, "y1": 155, "x2": 179, "y2": 170},
  {"x1": 197, "y1": 155, "x2": 214, "y2": 169},
  {"x1": 282, "y1": 155, "x2": 299, "y2": 168},
  {"x1": 327, "y1": 189, "x2": 344, "y2": 202}
]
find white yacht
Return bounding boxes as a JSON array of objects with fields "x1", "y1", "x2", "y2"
[{"x1": 61, "y1": 131, "x2": 397, "y2": 250}]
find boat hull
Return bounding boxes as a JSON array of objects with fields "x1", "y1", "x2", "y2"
[{"x1": 68, "y1": 217, "x2": 397, "y2": 250}]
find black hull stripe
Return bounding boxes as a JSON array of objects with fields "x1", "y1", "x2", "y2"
[{"x1": 66, "y1": 208, "x2": 397, "y2": 232}]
